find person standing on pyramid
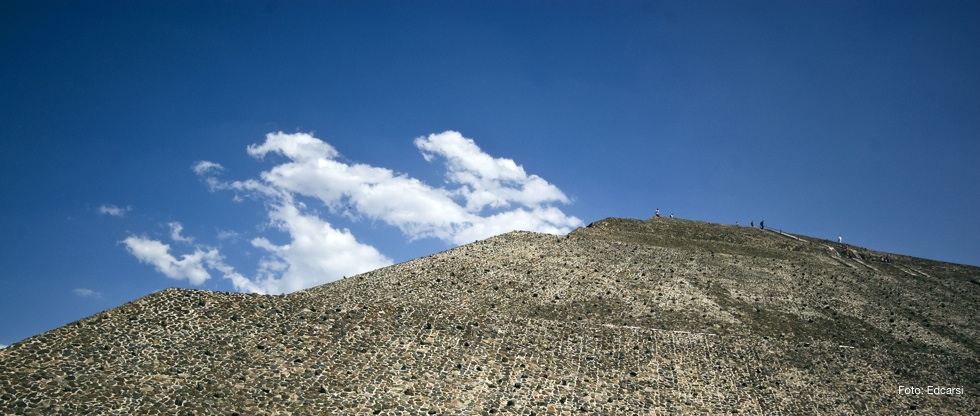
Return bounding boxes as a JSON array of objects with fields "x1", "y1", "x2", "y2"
[{"x1": 760, "y1": 221, "x2": 764, "y2": 230}]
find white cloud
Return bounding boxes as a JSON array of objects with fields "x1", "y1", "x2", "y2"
[
  {"x1": 0, "y1": 344, "x2": 6, "y2": 349},
  {"x1": 415, "y1": 131, "x2": 570, "y2": 211},
  {"x1": 247, "y1": 131, "x2": 339, "y2": 162},
  {"x1": 192, "y1": 160, "x2": 224, "y2": 175},
  {"x1": 122, "y1": 236, "x2": 214, "y2": 285},
  {"x1": 98, "y1": 204, "x2": 131, "y2": 217},
  {"x1": 122, "y1": 207, "x2": 390, "y2": 294},
  {"x1": 193, "y1": 161, "x2": 226, "y2": 191},
  {"x1": 449, "y1": 206, "x2": 584, "y2": 245},
  {"x1": 239, "y1": 131, "x2": 581, "y2": 244},
  {"x1": 123, "y1": 228, "x2": 266, "y2": 293},
  {"x1": 216, "y1": 229, "x2": 240, "y2": 240},
  {"x1": 72, "y1": 288, "x2": 103, "y2": 298},
  {"x1": 246, "y1": 198, "x2": 393, "y2": 294},
  {"x1": 131, "y1": 130, "x2": 581, "y2": 295},
  {"x1": 168, "y1": 222, "x2": 194, "y2": 243},
  {"x1": 207, "y1": 257, "x2": 265, "y2": 294}
]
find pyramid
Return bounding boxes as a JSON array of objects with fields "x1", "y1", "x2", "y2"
[{"x1": 1, "y1": 217, "x2": 977, "y2": 414}]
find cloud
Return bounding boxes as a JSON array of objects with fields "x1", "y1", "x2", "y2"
[
  {"x1": 0, "y1": 344, "x2": 6, "y2": 349},
  {"x1": 246, "y1": 198, "x2": 393, "y2": 294},
  {"x1": 122, "y1": 207, "x2": 390, "y2": 294},
  {"x1": 193, "y1": 161, "x2": 226, "y2": 191},
  {"x1": 122, "y1": 236, "x2": 214, "y2": 285},
  {"x1": 248, "y1": 131, "x2": 339, "y2": 162},
  {"x1": 239, "y1": 131, "x2": 581, "y2": 244},
  {"x1": 192, "y1": 160, "x2": 224, "y2": 175},
  {"x1": 131, "y1": 130, "x2": 581, "y2": 295},
  {"x1": 216, "y1": 229, "x2": 240, "y2": 240},
  {"x1": 450, "y1": 206, "x2": 584, "y2": 245},
  {"x1": 168, "y1": 222, "x2": 194, "y2": 243},
  {"x1": 415, "y1": 131, "x2": 570, "y2": 211},
  {"x1": 72, "y1": 288, "x2": 103, "y2": 298},
  {"x1": 209, "y1": 262, "x2": 265, "y2": 294},
  {"x1": 98, "y1": 204, "x2": 131, "y2": 217}
]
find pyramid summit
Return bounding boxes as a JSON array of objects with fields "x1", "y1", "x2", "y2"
[{"x1": 1, "y1": 217, "x2": 977, "y2": 414}]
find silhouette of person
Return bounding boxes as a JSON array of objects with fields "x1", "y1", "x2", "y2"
[
  {"x1": 655, "y1": 209, "x2": 660, "y2": 218},
  {"x1": 750, "y1": 221, "x2": 754, "y2": 228},
  {"x1": 838, "y1": 235, "x2": 842, "y2": 244},
  {"x1": 760, "y1": 221, "x2": 764, "y2": 230}
]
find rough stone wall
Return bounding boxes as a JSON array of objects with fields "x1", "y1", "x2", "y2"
[{"x1": 1, "y1": 217, "x2": 977, "y2": 414}]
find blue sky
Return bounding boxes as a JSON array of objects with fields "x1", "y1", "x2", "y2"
[{"x1": 1, "y1": 0, "x2": 978, "y2": 347}]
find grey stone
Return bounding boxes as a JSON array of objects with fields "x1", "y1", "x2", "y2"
[{"x1": 0, "y1": 217, "x2": 977, "y2": 414}]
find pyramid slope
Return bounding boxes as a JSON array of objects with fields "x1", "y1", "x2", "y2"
[{"x1": 1, "y1": 217, "x2": 977, "y2": 414}]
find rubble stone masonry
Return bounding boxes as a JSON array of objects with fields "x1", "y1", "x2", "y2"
[{"x1": 1, "y1": 217, "x2": 977, "y2": 414}]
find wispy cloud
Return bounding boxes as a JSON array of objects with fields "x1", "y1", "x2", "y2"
[
  {"x1": 126, "y1": 131, "x2": 580, "y2": 295},
  {"x1": 72, "y1": 288, "x2": 103, "y2": 298},
  {"x1": 122, "y1": 236, "x2": 215, "y2": 285},
  {"x1": 98, "y1": 204, "x2": 131, "y2": 217},
  {"x1": 122, "y1": 212, "x2": 388, "y2": 294},
  {"x1": 192, "y1": 161, "x2": 225, "y2": 191},
  {"x1": 168, "y1": 222, "x2": 194, "y2": 243},
  {"x1": 192, "y1": 160, "x2": 224, "y2": 175},
  {"x1": 415, "y1": 131, "x2": 571, "y2": 212},
  {"x1": 0, "y1": 344, "x2": 6, "y2": 349},
  {"x1": 216, "y1": 229, "x2": 240, "y2": 240}
]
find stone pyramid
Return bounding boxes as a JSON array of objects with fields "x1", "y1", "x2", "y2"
[{"x1": 1, "y1": 217, "x2": 977, "y2": 414}]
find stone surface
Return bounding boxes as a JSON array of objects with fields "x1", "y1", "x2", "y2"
[{"x1": 1, "y1": 217, "x2": 977, "y2": 414}]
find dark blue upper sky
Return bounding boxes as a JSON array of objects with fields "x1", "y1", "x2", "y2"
[{"x1": 1, "y1": 0, "x2": 978, "y2": 346}]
